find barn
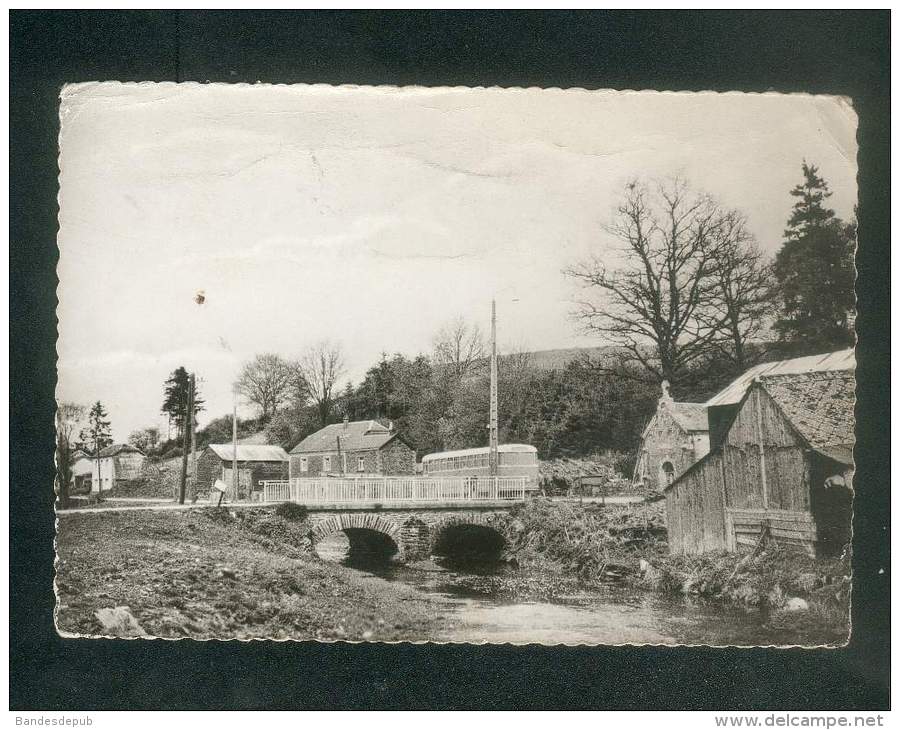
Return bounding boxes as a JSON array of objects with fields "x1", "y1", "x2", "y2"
[
  {"x1": 633, "y1": 381, "x2": 709, "y2": 492},
  {"x1": 665, "y1": 351, "x2": 855, "y2": 557},
  {"x1": 196, "y1": 444, "x2": 289, "y2": 501},
  {"x1": 289, "y1": 418, "x2": 415, "y2": 479}
]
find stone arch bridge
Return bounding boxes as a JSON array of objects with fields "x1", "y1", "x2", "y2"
[
  {"x1": 307, "y1": 507, "x2": 516, "y2": 562},
  {"x1": 262, "y1": 475, "x2": 529, "y2": 562}
]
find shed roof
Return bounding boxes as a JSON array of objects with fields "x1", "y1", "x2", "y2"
[
  {"x1": 98, "y1": 443, "x2": 144, "y2": 458},
  {"x1": 760, "y1": 370, "x2": 856, "y2": 461},
  {"x1": 706, "y1": 349, "x2": 855, "y2": 408},
  {"x1": 290, "y1": 420, "x2": 399, "y2": 454},
  {"x1": 207, "y1": 443, "x2": 289, "y2": 462}
]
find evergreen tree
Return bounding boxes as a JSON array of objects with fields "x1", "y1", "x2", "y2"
[
  {"x1": 773, "y1": 162, "x2": 855, "y2": 352},
  {"x1": 161, "y1": 366, "x2": 204, "y2": 439},
  {"x1": 80, "y1": 401, "x2": 112, "y2": 498},
  {"x1": 784, "y1": 161, "x2": 836, "y2": 238}
]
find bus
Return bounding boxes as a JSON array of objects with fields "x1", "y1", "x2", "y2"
[{"x1": 421, "y1": 444, "x2": 540, "y2": 490}]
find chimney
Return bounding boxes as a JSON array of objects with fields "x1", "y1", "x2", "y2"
[{"x1": 343, "y1": 415, "x2": 349, "y2": 430}]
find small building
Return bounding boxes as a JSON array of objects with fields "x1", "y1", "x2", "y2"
[
  {"x1": 633, "y1": 381, "x2": 710, "y2": 492},
  {"x1": 196, "y1": 444, "x2": 289, "y2": 500},
  {"x1": 665, "y1": 352, "x2": 855, "y2": 557},
  {"x1": 71, "y1": 450, "x2": 94, "y2": 492},
  {"x1": 91, "y1": 444, "x2": 145, "y2": 493},
  {"x1": 289, "y1": 418, "x2": 415, "y2": 478}
]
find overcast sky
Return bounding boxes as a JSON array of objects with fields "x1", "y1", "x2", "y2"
[{"x1": 56, "y1": 83, "x2": 857, "y2": 441}]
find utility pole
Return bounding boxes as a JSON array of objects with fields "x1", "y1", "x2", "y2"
[
  {"x1": 178, "y1": 372, "x2": 194, "y2": 504},
  {"x1": 232, "y1": 384, "x2": 238, "y2": 500},
  {"x1": 488, "y1": 298, "x2": 499, "y2": 477}
]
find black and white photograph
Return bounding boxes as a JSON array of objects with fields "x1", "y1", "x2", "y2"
[{"x1": 52, "y1": 82, "x2": 859, "y2": 647}]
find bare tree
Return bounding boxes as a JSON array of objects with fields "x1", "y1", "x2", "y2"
[
  {"x1": 297, "y1": 341, "x2": 346, "y2": 427},
  {"x1": 55, "y1": 401, "x2": 85, "y2": 509},
  {"x1": 564, "y1": 178, "x2": 730, "y2": 387},
  {"x1": 433, "y1": 316, "x2": 486, "y2": 379},
  {"x1": 128, "y1": 426, "x2": 161, "y2": 454},
  {"x1": 701, "y1": 212, "x2": 776, "y2": 371},
  {"x1": 235, "y1": 353, "x2": 293, "y2": 422}
]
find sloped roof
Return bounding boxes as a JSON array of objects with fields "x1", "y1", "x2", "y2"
[
  {"x1": 98, "y1": 443, "x2": 144, "y2": 458},
  {"x1": 207, "y1": 443, "x2": 289, "y2": 462},
  {"x1": 290, "y1": 420, "x2": 399, "y2": 454},
  {"x1": 667, "y1": 402, "x2": 708, "y2": 432},
  {"x1": 760, "y1": 369, "x2": 856, "y2": 460},
  {"x1": 706, "y1": 349, "x2": 855, "y2": 408}
]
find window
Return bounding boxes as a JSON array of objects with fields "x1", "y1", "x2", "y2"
[
  {"x1": 323, "y1": 455, "x2": 332, "y2": 472},
  {"x1": 357, "y1": 456, "x2": 365, "y2": 472},
  {"x1": 662, "y1": 461, "x2": 675, "y2": 486},
  {"x1": 299, "y1": 456, "x2": 308, "y2": 473}
]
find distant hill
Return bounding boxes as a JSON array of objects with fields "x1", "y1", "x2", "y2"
[{"x1": 523, "y1": 345, "x2": 619, "y2": 370}]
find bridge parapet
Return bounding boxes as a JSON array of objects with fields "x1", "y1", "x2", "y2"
[{"x1": 262, "y1": 476, "x2": 527, "y2": 506}]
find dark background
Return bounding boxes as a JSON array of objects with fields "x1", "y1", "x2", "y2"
[{"x1": 10, "y1": 11, "x2": 890, "y2": 710}]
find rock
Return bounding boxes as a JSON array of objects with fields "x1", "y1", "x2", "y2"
[
  {"x1": 362, "y1": 630, "x2": 373, "y2": 640},
  {"x1": 94, "y1": 606, "x2": 146, "y2": 637},
  {"x1": 639, "y1": 558, "x2": 650, "y2": 574},
  {"x1": 784, "y1": 597, "x2": 809, "y2": 612}
]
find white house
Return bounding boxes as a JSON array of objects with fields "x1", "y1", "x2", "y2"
[{"x1": 91, "y1": 444, "x2": 145, "y2": 493}]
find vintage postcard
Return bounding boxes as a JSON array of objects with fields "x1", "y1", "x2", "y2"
[{"x1": 54, "y1": 83, "x2": 857, "y2": 645}]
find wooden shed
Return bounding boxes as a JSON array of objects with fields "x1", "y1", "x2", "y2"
[{"x1": 665, "y1": 360, "x2": 855, "y2": 557}]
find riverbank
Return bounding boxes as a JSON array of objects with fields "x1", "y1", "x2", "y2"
[
  {"x1": 55, "y1": 508, "x2": 454, "y2": 641},
  {"x1": 500, "y1": 499, "x2": 850, "y2": 645}
]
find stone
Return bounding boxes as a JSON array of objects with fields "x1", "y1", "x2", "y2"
[
  {"x1": 639, "y1": 558, "x2": 650, "y2": 574},
  {"x1": 784, "y1": 597, "x2": 809, "y2": 612},
  {"x1": 94, "y1": 606, "x2": 146, "y2": 637}
]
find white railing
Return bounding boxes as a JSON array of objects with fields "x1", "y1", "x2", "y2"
[{"x1": 261, "y1": 476, "x2": 527, "y2": 505}]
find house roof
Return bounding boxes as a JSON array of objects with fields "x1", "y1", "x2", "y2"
[
  {"x1": 207, "y1": 443, "x2": 289, "y2": 462},
  {"x1": 290, "y1": 420, "x2": 399, "y2": 454},
  {"x1": 666, "y1": 402, "x2": 709, "y2": 432},
  {"x1": 706, "y1": 349, "x2": 855, "y2": 408},
  {"x1": 98, "y1": 443, "x2": 144, "y2": 458},
  {"x1": 760, "y1": 370, "x2": 856, "y2": 461}
]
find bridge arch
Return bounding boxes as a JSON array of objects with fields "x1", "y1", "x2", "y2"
[
  {"x1": 312, "y1": 514, "x2": 402, "y2": 564},
  {"x1": 430, "y1": 514, "x2": 508, "y2": 564}
]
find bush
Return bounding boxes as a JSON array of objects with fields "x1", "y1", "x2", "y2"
[{"x1": 275, "y1": 502, "x2": 308, "y2": 522}]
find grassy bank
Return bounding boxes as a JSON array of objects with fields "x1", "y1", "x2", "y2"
[
  {"x1": 55, "y1": 508, "x2": 453, "y2": 641},
  {"x1": 499, "y1": 499, "x2": 850, "y2": 643}
]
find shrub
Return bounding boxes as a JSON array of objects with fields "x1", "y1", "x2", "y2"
[{"x1": 275, "y1": 502, "x2": 308, "y2": 522}]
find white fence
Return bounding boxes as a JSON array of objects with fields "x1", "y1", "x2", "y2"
[{"x1": 261, "y1": 476, "x2": 527, "y2": 505}]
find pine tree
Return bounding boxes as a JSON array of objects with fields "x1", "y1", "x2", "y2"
[
  {"x1": 80, "y1": 401, "x2": 112, "y2": 498},
  {"x1": 784, "y1": 161, "x2": 836, "y2": 238},
  {"x1": 773, "y1": 162, "x2": 855, "y2": 352},
  {"x1": 161, "y1": 366, "x2": 204, "y2": 439}
]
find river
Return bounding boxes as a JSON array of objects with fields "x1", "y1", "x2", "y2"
[{"x1": 318, "y1": 538, "x2": 798, "y2": 646}]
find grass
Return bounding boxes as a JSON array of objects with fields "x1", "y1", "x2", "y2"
[{"x1": 55, "y1": 508, "x2": 454, "y2": 641}]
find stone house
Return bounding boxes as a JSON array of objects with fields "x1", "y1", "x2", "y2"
[
  {"x1": 91, "y1": 443, "x2": 145, "y2": 493},
  {"x1": 633, "y1": 381, "x2": 710, "y2": 492},
  {"x1": 289, "y1": 418, "x2": 415, "y2": 479},
  {"x1": 666, "y1": 351, "x2": 855, "y2": 557},
  {"x1": 196, "y1": 444, "x2": 289, "y2": 500}
]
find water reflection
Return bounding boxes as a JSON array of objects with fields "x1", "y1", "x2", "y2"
[{"x1": 315, "y1": 531, "x2": 806, "y2": 645}]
